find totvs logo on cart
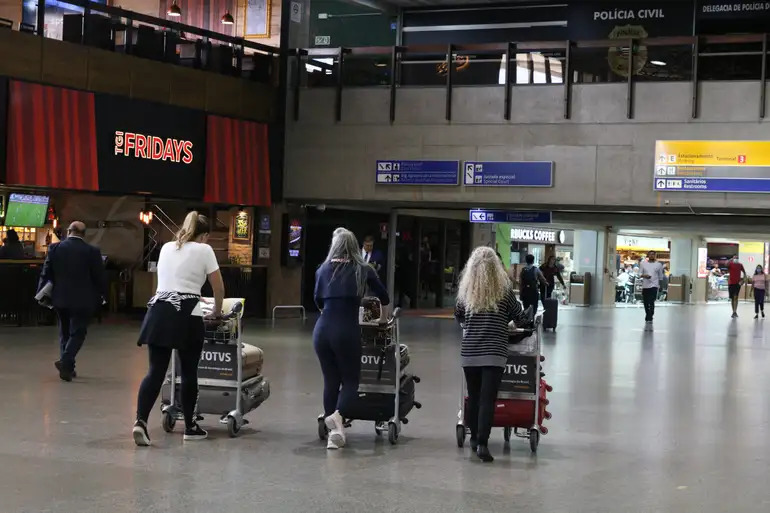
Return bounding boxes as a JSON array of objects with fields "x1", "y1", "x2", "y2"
[{"x1": 114, "y1": 131, "x2": 194, "y2": 164}]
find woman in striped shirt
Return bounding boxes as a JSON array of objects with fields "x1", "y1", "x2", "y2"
[{"x1": 455, "y1": 246, "x2": 528, "y2": 462}]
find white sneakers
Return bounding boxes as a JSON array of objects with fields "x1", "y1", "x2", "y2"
[{"x1": 325, "y1": 411, "x2": 346, "y2": 450}]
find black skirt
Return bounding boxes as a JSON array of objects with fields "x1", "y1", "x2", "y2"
[{"x1": 137, "y1": 297, "x2": 204, "y2": 350}]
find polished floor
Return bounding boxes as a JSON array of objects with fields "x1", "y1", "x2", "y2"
[{"x1": 1, "y1": 304, "x2": 769, "y2": 513}]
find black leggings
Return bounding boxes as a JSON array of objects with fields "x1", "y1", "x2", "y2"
[
  {"x1": 464, "y1": 366, "x2": 504, "y2": 446},
  {"x1": 313, "y1": 315, "x2": 361, "y2": 418},
  {"x1": 755, "y1": 288, "x2": 766, "y2": 314},
  {"x1": 136, "y1": 342, "x2": 202, "y2": 428}
]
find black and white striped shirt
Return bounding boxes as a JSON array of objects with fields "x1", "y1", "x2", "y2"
[{"x1": 455, "y1": 287, "x2": 528, "y2": 368}]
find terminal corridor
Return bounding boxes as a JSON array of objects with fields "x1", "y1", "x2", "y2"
[{"x1": 0, "y1": 306, "x2": 767, "y2": 513}]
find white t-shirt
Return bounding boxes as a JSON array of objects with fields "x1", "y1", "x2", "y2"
[
  {"x1": 156, "y1": 241, "x2": 219, "y2": 314},
  {"x1": 640, "y1": 260, "x2": 664, "y2": 289}
]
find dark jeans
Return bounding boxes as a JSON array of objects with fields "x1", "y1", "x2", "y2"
[
  {"x1": 522, "y1": 291, "x2": 539, "y2": 316},
  {"x1": 56, "y1": 309, "x2": 92, "y2": 370},
  {"x1": 642, "y1": 287, "x2": 658, "y2": 321},
  {"x1": 755, "y1": 288, "x2": 766, "y2": 314},
  {"x1": 136, "y1": 341, "x2": 203, "y2": 429},
  {"x1": 313, "y1": 314, "x2": 361, "y2": 418},
  {"x1": 463, "y1": 366, "x2": 504, "y2": 446}
]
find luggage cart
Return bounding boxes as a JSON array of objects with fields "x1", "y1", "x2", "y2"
[
  {"x1": 161, "y1": 298, "x2": 270, "y2": 437},
  {"x1": 455, "y1": 315, "x2": 551, "y2": 453},
  {"x1": 317, "y1": 307, "x2": 421, "y2": 445}
]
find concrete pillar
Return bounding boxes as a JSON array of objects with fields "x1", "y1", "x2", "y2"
[
  {"x1": 386, "y1": 210, "x2": 397, "y2": 303},
  {"x1": 471, "y1": 223, "x2": 494, "y2": 250},
  {"x1": 573, "y1": 228, "x2": 616, "y2": 307}
]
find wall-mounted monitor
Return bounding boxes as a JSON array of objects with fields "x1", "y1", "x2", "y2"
[
  {"x1": 4, "y1": 193, "x2": 49, "y2": 228},
  {"x1": 282, "y1": 213, "x2": 304, "y2": 267}
]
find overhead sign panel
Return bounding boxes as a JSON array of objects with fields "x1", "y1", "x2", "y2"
[
  {"x1": 376, "y1": 160, "x2": 459, "y2": 185},
  {"x1": 463, "y1": 161, "x2": 553, "y2": 187},
  {"x1": 653, "y1": 140, "x2": 770, "y2": 193},
  {"x1": 469, "y1": 209, "x2": 552, "y2": 224}
]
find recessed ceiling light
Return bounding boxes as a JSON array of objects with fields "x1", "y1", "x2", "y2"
[{"x1": 650, "y1": 60, "x2": 666, "y2": 66}]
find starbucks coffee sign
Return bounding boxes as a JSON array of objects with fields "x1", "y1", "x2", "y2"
[{"x1": 511, "y1": 228, "x2": 567, "y2": 244}]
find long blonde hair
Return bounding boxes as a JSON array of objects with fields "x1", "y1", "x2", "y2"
[
  {"x1": 457, "y1": 246, "x2": 511, "y2": 313},
  {"x1": 175, "y1": 211, "x2": 210, "y2": 249}
]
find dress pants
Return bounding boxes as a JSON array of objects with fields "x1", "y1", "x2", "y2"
[{"x1": 57, "y1": 309, "x2": 92, "y2": 371}]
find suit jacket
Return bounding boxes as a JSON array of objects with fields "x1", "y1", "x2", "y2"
[{"x1": 38, "y1": 237, "x2": 106, "y2": 312}]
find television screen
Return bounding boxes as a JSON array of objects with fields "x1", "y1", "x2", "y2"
[{"x1": 5, "y1": 194, "x2": 49, "y2": 228}]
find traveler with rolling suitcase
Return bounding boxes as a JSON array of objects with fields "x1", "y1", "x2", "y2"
[
  {"x1": 519, "y1": 254, "x2": 548, "y2": 316},
  {"x1": 455, "y1": 246, "x2": 530, "y2": 462},
  {"x1": 540, "y1": 256, "x2": 563, "y2": 331}
]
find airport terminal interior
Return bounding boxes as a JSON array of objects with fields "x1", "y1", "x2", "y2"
[{"x1": 3, "y1": 0, "x2": 770, "y2": 511}]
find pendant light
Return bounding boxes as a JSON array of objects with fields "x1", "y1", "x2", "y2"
[
  {"x1": 167, "y1": 0, "x2": 182, "y2": 17},
  {"x1": 221, "y1": 10, "x2": 234, "y2": 25}
]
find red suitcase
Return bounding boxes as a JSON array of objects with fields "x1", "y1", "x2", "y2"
[{"x1": 460, "y1": 379, "x2": 552, "y2": 451}]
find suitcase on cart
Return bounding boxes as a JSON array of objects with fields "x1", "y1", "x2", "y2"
[
  {"x1": 542, "y1": 292, "x2": 558, "y2": 331},
  {"x1": 344, "y1": 374, "x2": 417, "y2": 422}
]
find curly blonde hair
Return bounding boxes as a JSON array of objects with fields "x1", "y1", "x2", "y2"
[{"x1": 457, "y1": 246, "x2": 511, "y2": 314}]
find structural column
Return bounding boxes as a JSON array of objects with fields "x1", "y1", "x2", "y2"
[{"x1": 573, "y1": 228, "x2": 616, "y2": 307}]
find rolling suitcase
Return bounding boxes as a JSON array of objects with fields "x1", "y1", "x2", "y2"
[
  {"x1": 542, "y1": 287, "x2": 558, "y2": 331},
  {"x1": 344, "y1": 374, "x2": 417, "y2": 422}
]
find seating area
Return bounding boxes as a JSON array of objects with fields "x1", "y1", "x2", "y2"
[{"x1": 0, "y1": 0, "x2": 278, "y2": 83}]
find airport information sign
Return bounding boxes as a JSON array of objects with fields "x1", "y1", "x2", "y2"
[
  {"x1": 653, "y1": 140, "x2": 770, "y2": 193},
  {"x1": 375, "y1": 160, "x2": 459, "y2": 185},
  {"x1": 463, "y1": 161, "x2": 553, "y2": 187},
  {"x1": 469, "y1": 210, "x2": 552, "y2": 224}
]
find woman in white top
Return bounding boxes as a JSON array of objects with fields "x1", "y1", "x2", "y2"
[
  {"x1": 133, "y1": 211, "x2": 225, "y2": 446},
  {"x1": 752, "y1": 265, "x2": 767, "y2": 319}
]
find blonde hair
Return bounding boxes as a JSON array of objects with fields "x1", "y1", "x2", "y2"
[
  {"x1": 457, "y1": 246, "x2": 511, "y2": 314},
  {"x1": 175, "y1": 211, "x2": 209, "y2": 249}
]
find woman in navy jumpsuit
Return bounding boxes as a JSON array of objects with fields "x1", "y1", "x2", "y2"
[{"x1": 314, "y1": 228, "x2": 389, "y2": 449}]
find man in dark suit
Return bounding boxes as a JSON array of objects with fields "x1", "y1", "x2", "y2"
[
  {"x1": 362, "y1": 235, "x2": 386, "y2": 281},
  {"x1": 38, "y1": 221, "x2": 106, "y2": 381}
]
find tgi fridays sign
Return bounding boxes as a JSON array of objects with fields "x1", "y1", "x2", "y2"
[{"x1": 114, "y1": 131, "x2": 194, "y2": 164}]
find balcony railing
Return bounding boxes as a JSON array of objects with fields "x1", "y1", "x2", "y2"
[
  {"x1": 0, "y1": 0, "x2": 280, "y2": 82},
  {"x1": 290, "y1": 34, "x2": 770, "y2": 122}
]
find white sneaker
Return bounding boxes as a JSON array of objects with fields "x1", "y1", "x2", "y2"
[
  {"x1": 325, "y1": 411, "x2": 346, "y2": 449},
  {"x1": 327, "y1": 430, "x2": 345, "y2": 449}
]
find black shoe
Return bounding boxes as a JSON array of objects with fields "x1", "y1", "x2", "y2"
[
  {"x1": 133, "y1": 420, "x2": 151, "y2": 447},
  {"x1": 183, "y1": 423, "x2": 208, "y2": 441},
  {"x1": 55, "y1": 361, "x2": 77, "y2": 379},
  {"x1": 470, "y1": 437, "x2": 478, "y2": 452},
  {"x1": 476, "y1": 445, "x2": 494, "y2": 463}
]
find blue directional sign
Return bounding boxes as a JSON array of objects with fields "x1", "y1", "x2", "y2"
[
  {"x1": 463, "y1": 161, "x2": 553, "y2": 187},
  {"x1": 376, "y1": 160, "x2": 459, "y2": 185},
  {"x1": 654, "y1": 177, "x2": 770, "y2": 193},
  {"x1": 469, "y1": 209, "x2": 552, "y2": 224}
]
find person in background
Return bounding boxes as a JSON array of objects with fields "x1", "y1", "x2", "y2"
[
  {"x1": 752, "y1": 265, "x2": 767, "y2": 319},
  {"x1": 37, "y1": 222, "x2": 106, "y2": 381},
  {"x1": 540, "y1": 255, "x2": 566, "y2": 303},
  {"x1": 519, "y1": 254, "x2": 547, "y2": 315},
  {"x1": 314, "y1": 228, "x2": 389, "y2": 450},
  {"x1": 133, "y1": 211, "x2": 225, "y2": 446},
  {"x1": 455, "y1": 246, "x2": 529, "y2": 463},
  {"x1": 727, "y1": 255, "x2": 747, "y2": 319},
  {"x1": 0, "y1": 229, "x2": 25, "y2": 259},
  {"x1": 640, "y1": 250, "x2": 665, "y2": 324},
  {"x1": 361, "y1": 234, "x2": 385, "y2": 279}
]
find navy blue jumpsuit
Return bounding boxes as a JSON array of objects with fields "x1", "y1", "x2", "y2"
[{"x1": 313, "y1": 261, "x2": 389, "y2": 417}]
